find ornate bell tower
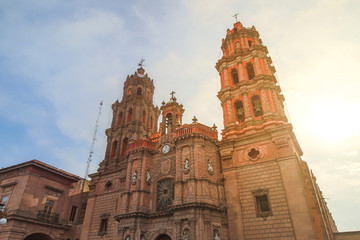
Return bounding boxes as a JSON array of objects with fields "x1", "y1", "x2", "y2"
[
  {"x1": 217, "y1": 21, "x2": 335, "y2": 239},
  {"x1": 99, "y1": 61, "x2": 161, "y2": 172}
]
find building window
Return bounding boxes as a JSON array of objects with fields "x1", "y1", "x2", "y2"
[
  {"x1": 117, "y1": 112, "x2": 122, "y2": 126},
  {"x1": 69, "y1": 206, "x2": 77, "y2": 222},
  {"x1": 246, "y1": 62, "x2": 255, "y2": 80},
  {"x1": 121, "y1": 137, "x2": 128, "y2": 157},
  {"x1": 110, "y1": 140, "x2": 118, "y2": 159},
  {"x1": 142, "y1": 110, "x2": 146, "y2": 124},
  {"x1": 231, "y1": 68, "x2": 239, "y2": 84},
  {"x1": 43, "y1": 199, "x2": 54, "y2": 215},
  {"x1": 98, "y1": 214, "x2": 109, "y2": 236},
  {"x1": 251, "y1": 95, "x2": 263, "y2": 117},
  {"x1": 79, "y1": 203, "x2": 87, "y2": 224},
  {"x1": 137, "y1": 87, "x2": 142, "y2": 95},
  {"x1": 253, "y1": 189, "x2": 272, "y2": 218},
  {"x1": 165, "y1": 113, "x2": 173, "y2": 134},
  {"x1": 0, "y1": 195, "x2": 8, "y2": 212},
  {"x1": 234, "y1": 100, "x2": 245, "y2": 123},
  {"x1": 127, "y1": 108, "x2": 132, "y2": 123},
  {"x1": 248, "y1": 40, "x2": 253, "y2": 47}
]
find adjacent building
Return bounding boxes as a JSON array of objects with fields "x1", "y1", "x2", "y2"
[{"x1": 0, "y1": 160, "x2": 88, "y2": 240}]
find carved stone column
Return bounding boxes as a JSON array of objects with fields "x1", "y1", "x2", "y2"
[
  {"x1": 242, "y1": 93, "x2": 252, "y2": 122},
  {"x1": 272, "y1": 90, "x2": 286, "y2": 118},
  {"x1": 260, "y1": 88, "x2": 271, "y2": 115},
  {"x1": 130, "y1": 227, "x2": 136, "y2": 240},
  {"x1": 226, "y1": 98, "x2": 234, "y2": 124}
]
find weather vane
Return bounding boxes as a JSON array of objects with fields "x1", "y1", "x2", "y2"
[
  {"x1": 138, "y1": 58, "x2": 145, "y2": 67},
  {"x1": 233, "y1": 13, "x2": 239, "y2": 22}
]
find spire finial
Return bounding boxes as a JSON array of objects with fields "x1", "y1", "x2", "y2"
[
  {"x1": 170, "y1": 91, "x2": 175, "y2": 99},
  {"x1": 138, "y1": 58, "x2": 145, "y2": 68},
  {"x1": 233, "y1": 13, "x2": 239, "y2": 22}
]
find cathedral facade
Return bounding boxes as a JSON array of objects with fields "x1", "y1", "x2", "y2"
[{"x1": 80, "y1": 21, "x2": 337, "y2": 240}]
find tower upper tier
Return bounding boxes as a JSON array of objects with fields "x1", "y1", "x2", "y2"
[{"x1": 216, "y1": 21, "x2": 288, "y2": 140}]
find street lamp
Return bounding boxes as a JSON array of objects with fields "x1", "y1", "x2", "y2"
[{"x1": 0, "y1": 203, "x2": 6, "y2": 225}]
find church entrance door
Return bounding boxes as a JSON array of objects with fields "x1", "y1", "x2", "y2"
[{"x1": 155, "y1": 234, "x2": 171, "y2": 240}]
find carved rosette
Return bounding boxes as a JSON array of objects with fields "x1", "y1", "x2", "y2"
[
  {"x1": 156, "y1": 178, "x2": 175, "y2": 211},
  {"x1": 244, "y1": 146, "x2": 264, "y2": 161}
]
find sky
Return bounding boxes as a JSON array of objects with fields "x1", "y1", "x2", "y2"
[{"x1": 0, "y1": 0, "x2": 359, "y2": 232}]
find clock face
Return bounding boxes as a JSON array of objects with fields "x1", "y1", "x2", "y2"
[{"x1": 162, "y1": 144, "x2": 170, "y2": 154}]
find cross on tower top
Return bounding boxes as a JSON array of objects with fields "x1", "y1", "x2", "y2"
[
  {"x1": 170, "y1": 91, "x2": 175, "y2": 99},
  {"x1": 233, "y1": 13, "x2": 239, "y2": 22},
  {"x1": 138, "y1": 58, "x2": 145, "y2": 67}
]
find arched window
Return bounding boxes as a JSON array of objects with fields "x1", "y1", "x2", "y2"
[
  {"x1": 142, "y1": 110, "x2": 146, "y2": 124},
  {"x1": 117, "y1": 112, "x2": 122, "y2": 126},
  {"x1": 248, "y1": 40, "x2": 253, "y2": 47},
  {"x1": 110, "y1": 140, "x2": 118, "y2": 159},
  {"x1": 251, "y1": 95, "x2": 263, "y2": 117},
  {"x1": 127, "y1": 108, "x2": 132, "y2": 123},
  {"x1": 246, "y1": 62, "x2": 255, "y2": 80},
  {"x1": 121, "y1": 138, "x2": 128, "y2": 157},
  {"x1": 231, "y1": 68, "x2": 239, "y2": 84},
  {"x1": 234, "y1": 100, "x2": 245, "y2": 123},
  {"x1": 137, "y1": 87, "x2": 142, "y2": 95},
  {"x1": 165, "y1": 113, "x2": 172, "y2": 134}
]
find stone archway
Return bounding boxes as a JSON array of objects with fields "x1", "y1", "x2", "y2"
[
  {"x1": 155, "y1": 234, "x2": 172, "y2": 240},
  {"x1": 24, "y1": 233, "x2": 53, "y2": 240}
]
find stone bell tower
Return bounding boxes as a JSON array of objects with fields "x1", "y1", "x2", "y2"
[
  {"x1": 98, "y1": 61, "x2": 161, "y2": 172},
  {"x1": 216, "y1": 21, "x2": 335, "y2": 240}
]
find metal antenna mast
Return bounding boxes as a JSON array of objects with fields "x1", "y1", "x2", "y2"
[
  {"x1": 72, "y1": 100, "x2": 103, "y2": 240},
  {"x1": 84, "y1": 100, "x2": 103, "y2": 180}
]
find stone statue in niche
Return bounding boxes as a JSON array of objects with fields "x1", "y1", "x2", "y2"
[
  {"x1": 214, "y1": 233, "x2": 220, "y2": 240},
  {"x1": 251, "y1": 95, "x2": 263, "y2": 117},
  {"x1": 182, "y1": 229, "x2": 190, "y2": 240},
  {"x1": 184, "y1": 159, "x2": 190, "y2": 173},
  {"x1": 125, "y1": 236, "x2": 130, "y2": 240},
  {"x1": 140, "y1": 234, "x2": 146, "y2": 240},
  {"x1": 208, "y1": 159, "x2": 214, "y2": 174},
  {"x1": 132, "y1": 171, "x2": 137, "y2": 185},
  {"x1": 146, "y1": 170, "x2": 151, "y2": 183}
]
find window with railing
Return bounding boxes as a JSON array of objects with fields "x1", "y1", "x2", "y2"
[{"x1": 0, "y1": 195, "x2": 8, "y2": 212}]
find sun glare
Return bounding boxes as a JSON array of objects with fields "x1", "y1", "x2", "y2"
[{"x1": 304, "y1": 100, "x2": 360, "y2": 143}]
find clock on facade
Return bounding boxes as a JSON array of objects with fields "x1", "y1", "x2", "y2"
[{"x1": 161, "y1": 144, "x2": 171, "y2": 154}]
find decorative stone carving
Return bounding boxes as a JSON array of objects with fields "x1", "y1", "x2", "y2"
[
  {"x1": 213, "y1": 229, "x2": 220, "y2": 240},
  {"x1": 273, "y1": 136, "x2": 290, "y2": 149},
  {"x1": 105, "y1": 180, "x2": 112, "y2": 190},
  {"x1": 156, "y1": 178, "x2": 175, "y2": 211},
  {"x1": 161, "y1": 159, "x2": 171, "y2": 174},
  {"x1": 184, "y1": 159, "x2": 190, "y2": 174},
  {"x1": 182, "y1": 228, "x2": 190, "y2": 240},
  {"x1": 132, "y1": 171, "x2": 137, "y2": 185},
  {"x1": 146, "y1": 170, "x2": 151, "y2": 184},
  {"x1": 220, "y1": 150, "x2": 232, "y2": 161},
  {"x1": 208, "y1": 159, "x2": 214, "y2": 175},
  {"x1": 244, "y1": 146, "x2": 264, "y2": 161}
]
